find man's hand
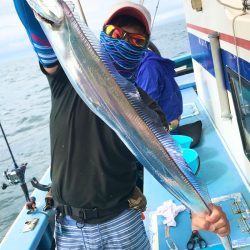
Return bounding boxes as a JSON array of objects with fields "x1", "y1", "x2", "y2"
[
  {"x1": 191, "y1": 204, "x2": 230, "y2": 237},
  {"x1": 169, "y1": 119, "x2": 179, "y2": 131}
]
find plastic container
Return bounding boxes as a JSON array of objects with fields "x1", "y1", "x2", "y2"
[
  {"x1": 172, "y1": 135, "x2": 193, "y2": 148},
  {"x1": 182, "y1": 148, "x2": 200, "y2": 175}
]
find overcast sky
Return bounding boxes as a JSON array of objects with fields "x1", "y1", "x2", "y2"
[{"x1": 0, "y1": 0, "x2": 185, "y2": 62}]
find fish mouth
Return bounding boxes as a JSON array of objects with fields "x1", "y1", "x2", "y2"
[
  {"x1": 33, "y1": 10, "x2": 57, "y2": 25},
  {"x1": 32, "y1": 8, "x2": 64, "y2": 27},
  {"x1": 26, "y1": 0, "x2": 64, "y2": 26}
]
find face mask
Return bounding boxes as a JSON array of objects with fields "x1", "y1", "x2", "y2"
[{"x1": 100, "y1": 32, "x2": 146, "y2": 82}]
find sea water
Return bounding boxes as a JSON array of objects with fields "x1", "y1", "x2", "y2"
[{"x1": 0, "y1": 19, "x2": 190, "y2": 241}]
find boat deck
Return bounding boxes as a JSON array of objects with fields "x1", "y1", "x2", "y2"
[
  {"x1": 0, "y1": 168, "x2": 53, "y2": 250},
  {"x1": 144, "y1": 84, "x2": 250, "y2": 249},
  {"x1": 1, "y1": 75, "x2": 250, "y2": 250}
]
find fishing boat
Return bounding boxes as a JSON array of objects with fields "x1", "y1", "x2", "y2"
[{"x1": 1, "y1": 0, "x2": 250, "y2": 249}]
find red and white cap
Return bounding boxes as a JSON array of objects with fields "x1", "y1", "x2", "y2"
[{"x1": 104, "y1": 1, "x2": 151, "y2": 35}]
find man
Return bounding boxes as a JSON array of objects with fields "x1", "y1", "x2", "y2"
[
  {"x1": 136, "y1": 50, "x2": 183, "y2": 132},
  {"x1": 13, "y1": 1, "x2": 229, "y2": 249}
]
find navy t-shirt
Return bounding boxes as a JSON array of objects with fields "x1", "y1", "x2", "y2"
[{"x1": 42, "y1": 64, "x2": 167, "y2": 223}]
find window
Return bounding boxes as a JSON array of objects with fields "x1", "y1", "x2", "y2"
[{"x1": 227, "y1": 66, "x2": 250, "y2": 160}]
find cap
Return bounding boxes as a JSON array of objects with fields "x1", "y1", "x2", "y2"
[{"x1": 104, "y1": 1, "x2": 151, "y2": 35}]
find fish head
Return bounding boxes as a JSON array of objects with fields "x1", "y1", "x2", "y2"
[{"x1": 26, "y1": 0, "x2": 64, "y2": 26}]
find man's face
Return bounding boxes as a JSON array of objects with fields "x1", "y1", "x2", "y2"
[{"x1": 109, "y1": 24, "x2": 148, "y2": 48}]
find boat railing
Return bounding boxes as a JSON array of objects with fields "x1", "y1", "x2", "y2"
[{"x1": 174, "y1": 54, "x2": 194, "y2": 77}]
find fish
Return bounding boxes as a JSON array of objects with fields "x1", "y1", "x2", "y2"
[{"x1": 25, "y1": 0, "x2": 232, "y2": 248}]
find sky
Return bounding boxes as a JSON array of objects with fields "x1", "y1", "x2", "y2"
[{"x1": 0, "y1": 0, "x2": 185, "y2": 62}]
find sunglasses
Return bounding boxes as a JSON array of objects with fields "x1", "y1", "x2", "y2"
[{"x1": 103, "y1": 25, "x2": 148, "y2": 48}]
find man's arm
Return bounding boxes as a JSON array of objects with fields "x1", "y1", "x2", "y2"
[
  {"x1": 44, "y1": 66, "x2": 58, "y2": 74},
  {"x1": 13, "y1": 0, "x2": 58, "y2": 74}
]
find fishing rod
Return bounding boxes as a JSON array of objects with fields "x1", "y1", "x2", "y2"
[
  {"x1": 76, "y1": 0, "x2": 88, "y2": 25},
  {"x1": 0, "y1": 122, "x2": 18, "y2": 169},
  {"x1": 151, "y1": 0, "x2": 160, "y2": 33},
  {"x1": 1, "y1": 122, "x2": 51, "y2": 211},
  {"x1": 0, "y1": 122, "x2": 33, "y2": 205}
]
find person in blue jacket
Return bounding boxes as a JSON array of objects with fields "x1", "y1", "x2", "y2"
[
  {"x1": 136, "y1": 50, "x2": 183, "y2": 132},
  {"x1": 135, "y1": 50, "x2": 182, "y2": 190}
]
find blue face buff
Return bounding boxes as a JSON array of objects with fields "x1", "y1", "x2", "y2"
[{"x1": 100, "y1": 32, "x2": 147, "y2": 82}]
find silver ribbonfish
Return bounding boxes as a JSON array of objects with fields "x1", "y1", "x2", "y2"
[{"x1": 26, "y1": 0, "x2": 232, "y2": 248}]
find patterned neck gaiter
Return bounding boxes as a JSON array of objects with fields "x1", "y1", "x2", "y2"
[{"x1": 100, "y1": 32, "x2": 146, "y2": 82}]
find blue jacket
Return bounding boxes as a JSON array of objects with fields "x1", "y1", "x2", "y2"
[{"x1": 136, "y1": 51, "x2": 183, "y2": 122}]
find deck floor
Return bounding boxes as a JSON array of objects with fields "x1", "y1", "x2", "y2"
[
  {"x1": 2, "y1": 84, "x2": 250, "y2": 250},
  {"x1": 144, "y1": 87, "x2": 250, "y2": 250}
]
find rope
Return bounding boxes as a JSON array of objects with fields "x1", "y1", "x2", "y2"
[{"x1": 216, "y1": 0, "x2": 243, "y2": 10}]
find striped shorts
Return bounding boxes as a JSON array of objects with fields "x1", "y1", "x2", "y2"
[{"x1": 55, "y1": 209, "x2": 151, "y2": 250}]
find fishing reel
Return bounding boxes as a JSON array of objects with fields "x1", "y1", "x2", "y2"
[
  {"x1": 1, "y1": 162, "x2": 37, "y2": 213},
  {"x1": 1, "y1": 163, "x2": 52, "y2": 212},
  {"x1": 2, "y1": 163, "x2": 51, "y2": 191},
  {"x1": 1, "y1": 163, "x2": 33, "y2": 208},
  {"x1": 2, "y1": 163, "x2": 27, "y2": 189},
  {"x1": 0, "y1": 122, "x2": 51, "y2": 212},
  {"x1": 1, "y1": 163, "x2": 40, "y2": 213}
]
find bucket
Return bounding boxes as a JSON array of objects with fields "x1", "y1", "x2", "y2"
[
  {"x1": 182, "y1": 148, "x2": 200, "y2": 175},
  {"x1": 172, "y1": 135, "x2": 193, "y2": 148}
]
